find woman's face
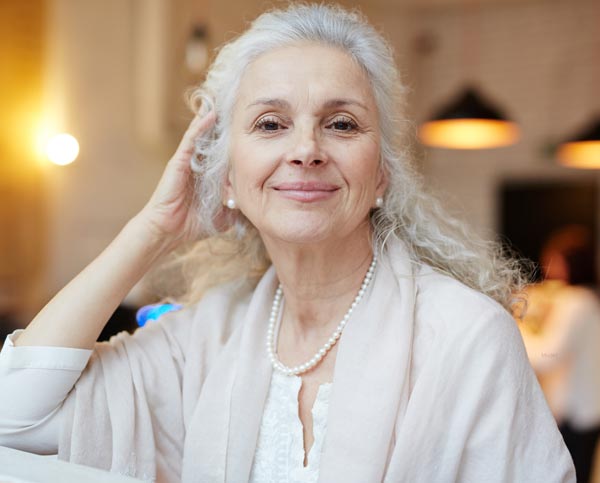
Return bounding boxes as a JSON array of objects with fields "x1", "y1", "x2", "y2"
[{"x1": 226, "y1": 43, "x2": 386, "y2": 246}]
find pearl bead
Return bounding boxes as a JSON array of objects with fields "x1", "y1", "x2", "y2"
[{"x1": 267, "y1": 255, "x2": 377, "y2": 376}]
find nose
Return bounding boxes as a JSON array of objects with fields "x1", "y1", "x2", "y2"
[{"x1": 288, "y1": 124, "x2": 325, "y2": 167}]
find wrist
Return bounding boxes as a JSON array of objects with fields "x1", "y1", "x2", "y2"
[{"x1": 123, "y1": 213, "x2": 176, "y2": 262}]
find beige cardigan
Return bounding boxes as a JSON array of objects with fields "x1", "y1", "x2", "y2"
[{"x1": 57, "y1": 239, "x2": 576, "y2": 482}]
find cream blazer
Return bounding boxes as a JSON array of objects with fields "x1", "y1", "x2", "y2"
[{"x1": 57, "y1": 238, "x2": 576, "y2": 482}]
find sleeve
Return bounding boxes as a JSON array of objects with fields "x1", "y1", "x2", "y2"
[
  {"x1": 387, "y1": 303, "x2": 576, "y2": 483},
  {"x1": 449, "y1": 307, "x2": 577, "y2": 482},
  {"x1": 0, "y1": 329, "x2": 92, "y2": 454},
  {"x1": 56, "y1": 305, "x2": 196, "y2": 482}
]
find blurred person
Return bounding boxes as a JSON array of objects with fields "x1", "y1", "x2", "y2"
[
  {"x1": 518, "y1": 225, "x2": 600, "y2": 483},
  {"x1": 0, "y1": 4, "x2": 575, "y2": 482}
]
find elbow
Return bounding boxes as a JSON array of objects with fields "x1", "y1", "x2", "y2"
[{"x1": 0, "y1": 409, "x2": 60, "y2": 455}]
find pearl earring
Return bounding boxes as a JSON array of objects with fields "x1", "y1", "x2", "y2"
[
  {"x1": 226, "y1": 199, "x2": 236, "y2": 209},
  {"x1": 375, "y1": 197, "x2": 383, "y2": 208}
]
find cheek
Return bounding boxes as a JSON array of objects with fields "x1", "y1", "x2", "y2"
[
  {"x1": 229, "y1": 139, "x2": 276, "y2": 194},
  {"x1": 340, "y1": 141, "x2": 381, "y2": 187}
]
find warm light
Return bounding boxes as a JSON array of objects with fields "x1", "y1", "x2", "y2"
[
  {"x1": 556, "y1": 141, "x2": 600, "y2": 169},
  {"x1": 45, "y1": 133, "x2": 79, "y2": 165},
  {"x1": 418, "y1": 119, "x2": 520, "y2": 149},
  {"x1": 185, "y1": 25, "x2": 209, "y2": 73}
]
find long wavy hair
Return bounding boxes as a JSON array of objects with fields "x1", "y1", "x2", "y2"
[{"x1": 146, "y1": 2, "x2": 528, "y2": 312}]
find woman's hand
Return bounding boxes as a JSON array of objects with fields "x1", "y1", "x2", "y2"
[
  {"x1": 135, "y1": 111, "x2": 217, "y2": 252},
  {"x1": 13, "y1": 114, "x2": 218, "y2": 350}
]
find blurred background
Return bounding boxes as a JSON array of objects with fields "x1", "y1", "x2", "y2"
[{"x1": 1, "y1": 0, "x2": 599, "y2": 478}]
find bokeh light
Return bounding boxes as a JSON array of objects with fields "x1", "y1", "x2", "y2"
[
  {"x1": 418, "y1": 119, "x2": 520, "y2": 150},
  {"x1": 45, "y1": 133, "x2": 79, "y2": 165}
]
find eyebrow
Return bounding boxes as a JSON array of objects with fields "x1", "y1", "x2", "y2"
[{"x1": 246, "y1": 97, "x2": 369, "y2": 111}]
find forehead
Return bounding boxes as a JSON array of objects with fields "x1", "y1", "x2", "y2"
[{"x1": 235, "y1": 43, "x2": 376, "y2": 109}]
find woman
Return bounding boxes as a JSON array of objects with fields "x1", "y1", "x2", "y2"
[
  {"x1": 0, "y1": 4, "x2": 575, "y2": 482},
  {"x1": 518, "y1": 225, "x2": 600, "y2": 483}
]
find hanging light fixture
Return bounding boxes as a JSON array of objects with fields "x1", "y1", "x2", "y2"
[
  {"x1": 419, "y1": 85, "x2": 520, "y2": 149},
  {"x1": 185, "y1": 25, "x2": 209, "y2": 74},
  {"x1": 556, "y1": 116, "x2": 600, "y2": 169},
  {"x1": 555, "y1": 1, "x2": 600, "y2": 168},
  {"x1": 417, "y1": 0, "x2": 520, "y2": 150}
]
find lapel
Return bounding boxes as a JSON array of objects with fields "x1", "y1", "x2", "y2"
[
  {"x1": 224, "y1": 267, "x2": 277, "y2": 481},
  {"x1": 318, "y1": 240, "x2": 417, "y2": 482},
  {"x1": 186, "y1": 239, "x2": 416, "y2": 482},
  {"x1": 182, "y1": 268, "x2": 276, "y2": 483}
]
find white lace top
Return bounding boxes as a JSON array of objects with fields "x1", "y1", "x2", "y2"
[{"x1": 249, "y1": 370, "x2": 333, "y2": 483}]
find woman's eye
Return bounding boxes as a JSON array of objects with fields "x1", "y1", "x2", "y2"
[
  {"x1": 255, "y1": 117, "x2": 285, "y2": 132},
  {"x1": 328, "y1": 117, "x2": 358, "y2": 132}
]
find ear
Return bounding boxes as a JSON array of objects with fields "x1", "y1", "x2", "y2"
[
  {"x1": 221, "y1": 165, "x2": 236, "y2": 205},
  {"x1": 375, "y1": 165, "x2": 389, "y2": 197}
]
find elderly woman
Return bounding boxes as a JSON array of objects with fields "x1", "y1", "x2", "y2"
[{"x1": 0, "y1": 4, "x2": 575, "y2": 482}]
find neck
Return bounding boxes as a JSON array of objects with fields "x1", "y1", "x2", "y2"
[{"x1": 262, "y1": 222, "x2": 375, "y2": 341}]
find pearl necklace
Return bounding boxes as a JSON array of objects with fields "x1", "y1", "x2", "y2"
[{"x1": 266, "y1": 255, "x2": 377, "y2": 376}]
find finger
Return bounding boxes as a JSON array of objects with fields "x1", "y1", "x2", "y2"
[
  {"x1": 189, "y1": 110, "x2": 217, "y2": 136},
  {"x1": 175, "y1": 111, "x2": 217, "y2": 156}
]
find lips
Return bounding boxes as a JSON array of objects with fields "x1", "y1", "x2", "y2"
[{"x1": 272, "y1": 181, "x2": 340, "y2": 202}]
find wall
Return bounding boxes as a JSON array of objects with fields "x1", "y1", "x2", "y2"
[
  {"x1": 394, "y1": 0, "x2": 600, "y2": 239},
  {"x1": 36, "y1": 0, "x2": 599, "y2": 311},
  {"x1": 0, "y1": 0, "x2": 47, "y2": 323},
  {"x1": 21, "y1": 0, "x2": 598, "y2": 476},
  {"x1": 36, "y1": 0, "x2": 168, "y2": 321}
]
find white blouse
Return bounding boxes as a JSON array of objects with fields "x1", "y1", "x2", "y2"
[
  {"x1": 249, "y1": 371, "x2": 332, "y2": 483},
  {"x1": 0, "y1": 329, "x2": 332, "y2": 482}
]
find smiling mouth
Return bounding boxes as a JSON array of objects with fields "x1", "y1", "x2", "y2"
[{"x1": 273, "y1": 182, "x2": 340, "y2": 202}]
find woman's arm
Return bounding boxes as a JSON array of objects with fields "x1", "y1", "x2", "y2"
[
  {"x1": 0, "y1": 330, "x2": 91, "y2": 453},
  {"x1": 13, "y1": 111, "x2": 216, "y2": 350},
  {"x1": 12, "y1": 218, "x2": 168, "y2": 349}
]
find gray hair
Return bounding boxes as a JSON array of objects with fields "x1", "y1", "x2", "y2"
[{"x1": 163, "y1": 2, "x2": 527, "y2": 311}]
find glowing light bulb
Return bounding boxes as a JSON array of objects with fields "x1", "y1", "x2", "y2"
[
  {"x1": 45, "y1": 133, "x2": 79, "y2": 165},
  {"x1": 418, "y1": 119, "x2": 520, "y2": 149}
]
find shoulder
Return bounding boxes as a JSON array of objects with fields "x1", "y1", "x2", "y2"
[
  {"x1": 190, "y1": 276, "x2": 257, "y2": 320},
  {"x1": 411, "y1": 265, "x2": 533, "y2": 389},
  {"x1": 168, "y1": 276, "x2": 256, "y2": 332},
  {"x1": 558, "y1": 285, "x2": 600, "y2": 311},
  {"x1": 410, "y1": 264, "x2": 523, "y2": 368},
  {"x1": 382, "y1": 237, "x2": 512, "y2": 336},
  {"x1": 414, "y1": 264, "x2": 512, "y2": 330},
  {"x1": 131, "y1": 276, "x2": 258, "y2": 356},
  {"x1": 550, "y1": 285, "x2": 600, "y2": 333}
]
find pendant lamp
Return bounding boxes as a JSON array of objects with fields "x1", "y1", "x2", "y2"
[
  {"x1": 555, "y1": 117, "x2": 600, "y2": 169},
  {"x1": 556, "y1": 0, "x2": 600, "y2": 168},
  {"x1": 418, "y1": 85, "x2": 520, "y2": 149}
]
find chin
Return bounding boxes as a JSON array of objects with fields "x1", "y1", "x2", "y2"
[{"x1": 260, "y1": 214, "x2": 336, "y2": 246}]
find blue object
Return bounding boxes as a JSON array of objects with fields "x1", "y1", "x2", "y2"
[{"x1": 136, "y1": 303, "x2": 183, "y2": 327}]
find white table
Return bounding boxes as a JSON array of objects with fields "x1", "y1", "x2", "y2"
[{"x1": 0, "y1": 446, "x2": 144, "y2": 483}]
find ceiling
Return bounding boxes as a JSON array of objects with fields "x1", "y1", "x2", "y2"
[{"x1": 367, "y1": 0, "x2": 549, "y2": 10}]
